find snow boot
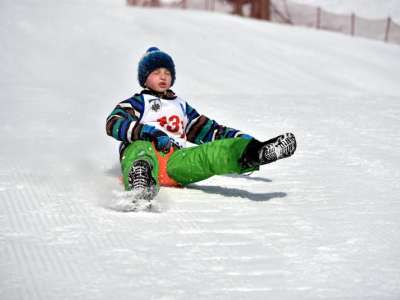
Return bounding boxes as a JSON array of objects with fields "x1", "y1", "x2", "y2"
[
  {"x1": 127, "y1": 160, "x2": 158, "y2": 201},
  {"x1": 239, "y1": 133, "x2": 297, "y2": 168}
]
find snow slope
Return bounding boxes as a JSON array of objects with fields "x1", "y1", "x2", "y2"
[
  {"x1": 293, "y1": 0, "x2": 400, "y2": 21},
  {"x1": 1, "y1": 0, "x2": 400, "y2": 299}
]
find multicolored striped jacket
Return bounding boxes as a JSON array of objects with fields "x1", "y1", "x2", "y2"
[{"x1": 106, "y1": 89, "x2": 249, "y2": 159}]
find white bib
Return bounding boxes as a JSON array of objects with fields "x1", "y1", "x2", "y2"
[{"x1": 140, "y1": 94, "x2": 188, "y2": 148}]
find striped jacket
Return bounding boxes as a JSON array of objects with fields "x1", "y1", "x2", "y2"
[{"x1": 106, "y1": 89, "x2": 248, "y2": 158}]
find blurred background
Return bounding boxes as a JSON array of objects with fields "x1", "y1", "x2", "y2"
[{"x1": 126, "y1": 0, "x2": 400, "y2": 44}]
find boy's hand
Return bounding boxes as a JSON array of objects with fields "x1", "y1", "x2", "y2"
[
  {"x1": 143, "y1": 126, "x2": 171, "y2": 152},
  {"x1": 239, "y1": 134, "x2": 253, "y2": 140},
  {"x1": 152, "y1": 131, "x2": 172, "y2": 153}
]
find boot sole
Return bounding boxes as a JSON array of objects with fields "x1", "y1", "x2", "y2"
[{"x1": 259, "y1": 132, "x2": 296, "y2": 164}]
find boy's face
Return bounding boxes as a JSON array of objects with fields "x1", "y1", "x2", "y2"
[{"x1": 145, "y1": 68, "x2": 172, "y2": 93}]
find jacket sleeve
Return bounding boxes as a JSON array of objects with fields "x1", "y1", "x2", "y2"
[
  {"x1": 184, "y1": 102, "x2": 250, "y2": 145},
  {"x1": 106, "y1": 94, "x2": 147, "y2": 143}
]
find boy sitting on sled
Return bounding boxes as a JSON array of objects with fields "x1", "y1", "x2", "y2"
[{"x1": 106, "y1": 47, "x2": 296, "y2": 200}]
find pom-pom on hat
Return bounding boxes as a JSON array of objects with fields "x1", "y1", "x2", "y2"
[{"x1": 138, "y1": 47, "x2": 176, "y2": 88}]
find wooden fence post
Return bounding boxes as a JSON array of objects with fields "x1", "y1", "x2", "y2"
[
  {"x1": 249, "y1": 0, "x2": 270, "y2": 20},
  {"x1": 385, "y1": 17, "x2": 391, "y2": 42},
  {"x1": 316, "y1": 6, "x2": 321, "y2": 29},
  {"x1": 350, "y1": 13, "x2": 355, "y2": 36}
]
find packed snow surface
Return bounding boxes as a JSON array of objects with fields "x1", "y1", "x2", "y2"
[{"x1": 1, "y1": 0, "x2": 400, "y2": 299}]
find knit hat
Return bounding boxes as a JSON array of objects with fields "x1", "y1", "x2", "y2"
[{"x1": 138, "y1": 47, "x2": 176, "y2": 88}]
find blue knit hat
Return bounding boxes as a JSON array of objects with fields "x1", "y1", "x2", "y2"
[{"x1": 138, "y1": 47, "x2": 176, "y2": 88}]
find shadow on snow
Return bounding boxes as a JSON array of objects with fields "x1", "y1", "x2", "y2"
[
  {"x1": 188, "y1": 184, "x2": 287, "y2": 201},
  {"x1": 222, "y1": 174, "x2": 272, "y2": 183}
]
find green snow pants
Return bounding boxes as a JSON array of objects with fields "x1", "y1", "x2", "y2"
[{"x1": 120, "y1": 138, "x2": 257, "y2": 190}]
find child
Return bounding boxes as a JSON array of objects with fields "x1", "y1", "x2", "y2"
[{"x1": 106, "y1": 47, "x2": 296, "y2": 201}]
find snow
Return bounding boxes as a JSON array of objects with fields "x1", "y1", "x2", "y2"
[
  {"x1": 292, "y1": 0, "x2": 400, "y2": 21},
  {"x1": 1, "y1": 0, "x2": 400, "y2": 299}
]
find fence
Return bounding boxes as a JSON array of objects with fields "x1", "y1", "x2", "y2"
[
  {"x1": 126, "y1": 0, "x2": 400, "y2": 45},
  {"x1": 271, "y1": 1, "x2": 400, "y2": 44}
]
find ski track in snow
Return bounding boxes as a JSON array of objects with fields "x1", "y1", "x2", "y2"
[{"x1": 1, "y1": 1, "x2": 400, "y2": 299}]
